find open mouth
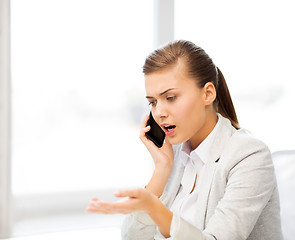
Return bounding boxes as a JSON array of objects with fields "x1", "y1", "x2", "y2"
[{"x1": 163, "y1": 125, "x2": 176, "y2": 132}]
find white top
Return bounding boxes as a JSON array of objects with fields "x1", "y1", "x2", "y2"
[{"x1": 156, "y1": 114, "x2": 221, "y2": 239}]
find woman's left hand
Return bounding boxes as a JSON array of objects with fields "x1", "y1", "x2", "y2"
[{"x1": 86, "y1": 188, "x2": 158, "y2": 215}]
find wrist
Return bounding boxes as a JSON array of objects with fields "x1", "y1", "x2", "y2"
[
  {"x1": 145, "y1": 167, "x2": 172, "y2": 197},
  {"x1": 154, "y1": 163, "x2": 172, "y2": 176},
  {"x1": 155, "y1": 160, "x2": 173, "y2": 173},
  {"x1": 146, "y1": 195, "x2": 173, "y2": 238},
  {"x1": 145, "y1": 194, "x2": 159, "y2": 215}
]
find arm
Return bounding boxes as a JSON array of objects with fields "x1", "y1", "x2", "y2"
[
  {"x1": 87, "y1": 189, "x2": 173, "y2": 238},
  {"x1": 141, "y1": 115, "x2": 174, "y2": 197},
  {"x1": 87, "y1": 115, "x2": 175, "y2": 239}
]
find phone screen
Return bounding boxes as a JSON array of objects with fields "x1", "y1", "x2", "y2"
[{"x1": 145, "y1": 112, "x2": 165, "y2": 148}]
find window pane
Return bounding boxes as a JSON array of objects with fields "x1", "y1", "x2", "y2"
[
  {"x1": 175, "y1": 0, "x2": 295, "y2": 151},
  {"x1": 11, "y1": 0, "x2": 154, "y2": 195}
]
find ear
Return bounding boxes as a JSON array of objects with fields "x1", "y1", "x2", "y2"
[{"x1": 202, "y1": 82, "x2": 216, "y2": 106}]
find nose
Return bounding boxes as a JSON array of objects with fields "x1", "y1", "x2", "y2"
[{"x1": 153, "y1": 102, "x2": 168, "y2": 121}]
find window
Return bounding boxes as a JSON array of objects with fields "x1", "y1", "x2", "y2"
[
  {"x1": 7, "y1": 0, "x2": 293, "y2": 237},
  {"x1": 175, "y1": 0, "x2": 295, "y2": 151},
  {"x1": 11, "y1": 0, "x2": 153, "y2": 235}
]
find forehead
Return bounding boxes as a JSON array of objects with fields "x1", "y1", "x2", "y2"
[{"x1": 145, "y1": 61, "x2": 194, "y2": 96}]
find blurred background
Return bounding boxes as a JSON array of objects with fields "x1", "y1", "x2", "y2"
[{"x1": 0, "y1": 0, "x2": 294, "y2": 239}]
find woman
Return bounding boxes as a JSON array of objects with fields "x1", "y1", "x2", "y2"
[{"x1": 87, "y1": 40, "x2": 283, "y2": 240}]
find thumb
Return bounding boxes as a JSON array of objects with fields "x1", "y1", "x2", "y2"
[
  {"x1": 114, "y1": 188, "x2": 142, "y2": 198},
  {"x1": 164, "y1": 135, "x2": 172, "y2": 145},
  {"x1": 162, "y1": 137, "x2": 172, "y2": 148}
]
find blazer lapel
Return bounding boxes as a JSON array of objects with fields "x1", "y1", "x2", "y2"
[
  {"x1": 194, "y1": 114, "x2": 235, "y2": 229},
  {"x1": 163, "y1": 144, "x2": 185, "y2": 208},
  {"x1": 167, "y1": 162, "x2": 185, "y2": 208},
  {"x1": 194, "y1": 159, "x2": 218, "y2": 229}
]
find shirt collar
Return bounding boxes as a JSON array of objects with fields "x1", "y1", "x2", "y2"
[{"x1": 180, "y1": 114, "x2": 221, "y2": 166}]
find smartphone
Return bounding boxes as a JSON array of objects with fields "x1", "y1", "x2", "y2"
[{"x1": 145, "y1": 112, "x2": 165, "y2": 148}]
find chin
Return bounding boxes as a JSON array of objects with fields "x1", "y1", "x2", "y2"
[{"x1": 167, "y1": 136, "x2": 186, "y2": 145}]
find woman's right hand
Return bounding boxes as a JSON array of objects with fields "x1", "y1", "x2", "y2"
[{"x1": 139, "y1": 114, "x2": 174, "y2": 197}]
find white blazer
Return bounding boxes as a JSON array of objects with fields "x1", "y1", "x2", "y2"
[{"x1": 121, "y1": 115, "x2": 283, "y2": 240}]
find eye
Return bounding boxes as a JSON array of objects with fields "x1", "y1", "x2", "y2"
[
  {"x1": 167, "y1": 96, "x2": 176, "y2": 101},
  {"x1": 148, "y1": 100, "x2": 157, "y2": 107}
]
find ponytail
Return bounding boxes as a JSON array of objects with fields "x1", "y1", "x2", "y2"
[{"x1": 215, "y1": 67, "x2": 240, "y2": 129}]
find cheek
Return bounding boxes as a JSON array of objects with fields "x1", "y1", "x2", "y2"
[
  {"x1": 175, "y1": 97, "x2": 202, "y2": 121},
  {"x1": 175, "y1": 98, "x2": 206, "y2": 132}
]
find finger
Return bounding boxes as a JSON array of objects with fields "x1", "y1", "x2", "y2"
[
  {"x1": 114, "y1": 188, "x2": 142, "y2": 198},
  {"x1": 139, "y1": 125, "x2": 161, "y2": 149},
  {"x1": 139, "y1": 114, "x2": 152, "y2": 136},
  {"x1": 139, "y1": 116, "x2": 151, "y2": 138},
  {"x1": 87, "y1": 200, "x2": 109, "y2": 212},
  {"x1": 86, "y1": 200, "x2": 131, "y2": 214},
  {"x1": 141, "y1": 125, "x2": 151, "y2": 135},
  {"x1": 86, "y1": 205, "x2": 110, "y2": 214},
  {"x1": 162, "y1": 136, "x2": 172, "y2": 146},
  {"x1": 87, "y1": 201, "x2": 100, "y2": 209},
  {"x1": 139, "y1": 126, "x2": 151, "y2": 142},
  {"x1": 141, "y1": 114, "x2": 150, "y2": 129},
  {"x1": 89, "y1": 198, "x2": 101, "y2": 206}
]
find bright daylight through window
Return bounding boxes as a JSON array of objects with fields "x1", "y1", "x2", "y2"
[
  {"x1": 175, "y1": 0, "x2": 295, "y2": 152},
  {"x1": 11, "y1": 0, "x2": 153, "y2": 196},
  {"x1": 10, "y1": 1, "x2": 154, "y2": 235}
]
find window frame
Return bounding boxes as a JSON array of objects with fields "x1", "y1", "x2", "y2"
[
  {"x1": 0, "y1": 0, "x2": 12, "y2": 238},
  {"x1": 0, "y1": 0, "x2": 175, "y2": 237}
]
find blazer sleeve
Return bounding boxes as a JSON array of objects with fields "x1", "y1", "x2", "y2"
[
  {"x1": 168, "y1": 138, "x2": 277, "y2": 240},
  {"x1": 121, "y1": 211, "x2": 156, "y2": 240}
]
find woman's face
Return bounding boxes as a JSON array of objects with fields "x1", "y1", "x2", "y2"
[{"x1": 145, "y1": 60, "x2": 217, "y2": 149}]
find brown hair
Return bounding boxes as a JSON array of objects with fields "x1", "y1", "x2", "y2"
[{"x1": 143, "y1": 40, "x2": 239, "y2": 129}]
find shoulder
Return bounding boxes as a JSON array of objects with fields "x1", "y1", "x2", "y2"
[
  {"x1": 219, "y1": 127, "x2": 274, "y2": 176},
  {"x1": 218, "y1": 114, "x2": 270, "y2": 159},
  {"x1": 232, "y1": 128, "x2": 267, "y2": 147},
  {"x1": 226, "y1": 128, "x2": 270, "y2": 158}
]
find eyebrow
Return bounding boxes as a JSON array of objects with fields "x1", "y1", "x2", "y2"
[{"x1": 146, "y1": 88, "x2": 177, "y2": 99}]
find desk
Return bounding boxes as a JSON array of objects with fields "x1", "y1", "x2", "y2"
[{"x1": 2, "y1": 227, "x2": 121, "y2": 240}]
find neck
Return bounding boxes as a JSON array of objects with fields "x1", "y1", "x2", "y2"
[{"x1": 189, "y1": 110, "x2": 218, "y2": 150}]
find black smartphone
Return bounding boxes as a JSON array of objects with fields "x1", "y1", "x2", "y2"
[{"x1": 145, "y1": 112, "x2": 165, "y2": 148}]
